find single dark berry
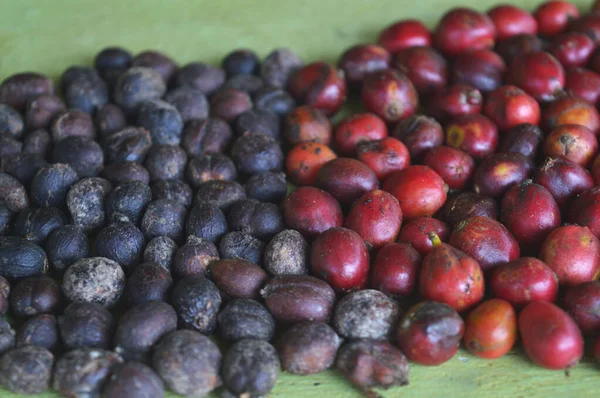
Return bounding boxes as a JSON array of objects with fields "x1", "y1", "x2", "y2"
[
  {"x1": 219, "y1": 231, "x2": 265, "y2": 265},
  {"x1": 210, "y1": 258, "x2": 268, "y2": 300},
  {"x1": 106, "y1": 181, "x2": 152, "y2": 226},
  {"x1": 126, "y1": 262, "x2": 173, "y2": 306},
  {"x1": 172, "y1": 276, "x2": 222, "y2": 334},
  {"x1": 181, "y1": 117, "x2": 233, "y2": 156},
  {"x1": 52, "y1": 136, "x2": 104, "y2": 177},
  {"x1": 244, "y1": 171, "x2": 287, "y2": 203},
  {"x1": 151, "y1": 180, "x2": 193, "y2": 208},
  {"x1": 113, "y1": 67, "x2": 166, "y2": 112},
  {"x1": 0, "y1": 236, "x2": 48, "y2": 279},
  {"x1": 2, "y1": 153, "x2": 48, "y2": 186},
  {"x1": 0, "y1": 345, "x2": 53, "y2": 394},
  {"x1": 94, "y1": 103, "x2": 127, "y2": 140},
  {"x1": 12, "y1": 207, "x2": 66, "y2": 246},
  {"x1": 103, "y1": 126, "x2": 152, "y2": 164},
  {"x1": 278, "y1": 322, "x2": 340, "y2": 375},
  {"x1": 24, "y1": 94, "x2": 65, "y2": 131},
  {"x1": 210, "y1": 87, "x2": 253, "y2": 123},
  {"x1": 16, "y1": 314, "x2": 59, "y2": 351},
  {"x1": 101, "y1": 161, "x2": 150, "y2": 186},
  {"x1": 0, "y1": 173, "x2": 28, "y2": 213},
  {"x1": 227, "y1": 199, "x2": 284, "y2": 241},
  {"x1": 175, "y1": 62, "x2": 226, "y2": 95},
  {"x1": 66, "y1": 177, "x2": 112, "y2": 232},
  {"x1": 194, "y1": 180, "x2": 246, "y2": 212},
  {"x1": 141, "y1": 199, "x2": 188, "y2": 243},
  {"x1": 264, "y1": 229, "x2": 309, "y2": 276},
  {"x1": 186, "y1": 153, "x2": 237, "y2": 188},
  {"x1": 253, "y1": 85, "x2": 297, "y2": 117},
  {"x1": 46, "y1": 225, "x2": 89, "y2": 272},
  {"x1": 223, "y1": 49, "x2": 260, "y2": 76},
  {"x1": 235, "y1": 108, "x2": 281, "y2": 140},
  {"x1": 144, "y1": 144, "x2": 188, "y2": 182},
  {"x1": 218, "y1": 299, "x2": 275, "y2": 342},
  {"x1": 131, "y1": 50, "x2": 178, "y2": 84},
  {"x1": 62, "y1": 257, "x2": 125, "y2": 308},
  {"x1": 105, "y1": 361, "x2": 165, "y2": 398},
  {"x1": 231, "y1": 132, "x2": 284, "y2": 175},
  {"x1": 95, "y1": 222, "x2": 145, "y2": 273},
  {"x1": 10, "y1": 276, "x2": 61, "y2": 317},
  {"x1": 58, "y1": 302, "x2": 114, "y2": 350},
  {"x1": 173, "y1": 235, "x2": 220, "y2": 279},
  {"x1": 136, "y1": 99, "x2": 184, "y2": 145},
  {"x1": 94, "y1": 46, "x2": 132, "y2": 87},
  {"x1": 61, "y1": 66, "x2": 109, "y2": 114},
  {"x1": 164, "y1": 87, "x2": 209, "y2": 123},
  {"x1": 261, "y1": 48, "x2": 304, "y2": 88},
  {"x1": 0, "y1": 104, "x2": 24, "y2": 139},
  {"x1": 0, "y1": 72, "x2": 55, "y2": 111},
  {"x1": 143, "y1": 236, "x2": 178, "y2": 272},
  {"x1": 186, "y1": 203, "x2": 228, "y2": 243},
  {"x1": 30, "y1": 163, "x2": 79, "y2": 209}
]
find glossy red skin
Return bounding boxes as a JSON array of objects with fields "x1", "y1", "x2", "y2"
[
  {"x1": 356, "y1": 137, "x2": 410, "y2": 181},
  {"x1": 542, "y1": 96, "x2": 600, "y2": 136},
  {"x1": 473, "y1": 152, "x2": 533, "y2": 198},
  {"x1": 427, "y1": 84, "x2": 483, "y2": 122},
  {"x1": 445, "y1": 114, "x2": 499, "y2": 161},
  {"x1": 392, "y1": 115, "x2": 444, "y2": 161},
  {"x1": 498, "y1": 123, "x2": 544, "y2": 160},
  {"x1": 563, "y1": 281, "x2": 600, "y2": 335},
  {"x1": 315, "y1": 158, "x2": 379, "y2": 206},
  {"x1": 539, "y1": 225, "x2": 600, "y2": 286},
  {"x1": 549, "y1": 32, "x2": 595, "y2": 68},
  {"x1": 370, "y1": 242, "x2": 421, "y2": 296},
  {"x1": 395, "y1": 301, "x2": 464, "y2": 366},
  {"x1": 333, "y1": 113, "x2": 388, "y2": 156},
  {"x1": 569, "y1": 13, "x2": 600, "y2": 44},
  {"x1": 284, "y1": 105, "x2": 332, "y2": 145},
  {"x1": 361, "y1": 69, "x2": 419, "y2": 123},
  {"x1": 423, "y1": 146, "x2": 475, "y2": 190},
  {"x1": 434, "y1": 7, "x2": 496, "y2": 56},
  {"x1": 449, "y1": 216, "x2": 520, "y2": 272},
  {"x1": 543, "y1": 124, "x2": 598, "y2": 168},
  {"x1": 533, "y1": 157, "x2": 594, "y2": 211},
  {"x1": 518, "y1": 301, "x2": 584, "y2": 370},
  {"x1": 419, "y1": 242, "x2": 485, "y2": 312},
  {"x1": 487, "y1": 5, "x2": 538, "y2": 40},
  {"x1": 484, "y1": 85, "x2": 541, "y2": 131},
  {"x1": 534, "y1": 0, "x2": 580, "y2": 37},
  {"x1": 282, "y1": 186, "x2": 343, "y2": 239},
  {"x1": 449, "y1": 50, "x2": 506, "y2": 92},
  {"x1": 310, "y1": 227, "x2": 370, "y2": 292},
  {"x1": 378, "y1": 19, "x2": 432, "y2": 53},
  {"x1": 506, "y1": 51, "x2": 565, "y2": 102},
  {"x1": 392, "y1": 47, "x2": 449, "y2": 97},
  {"x1": 500, "y1": 180, "x2": 561, "y2": 249},
  {"x1": 565, "y1": 67, "x2": 600, "y2": 104},
  {"x1": 464, "y1": 299, "x2": 517, "y2": 359},
  {"x1": 382, "y1": 166, "x2": 447, "y2": 221},
  {"x1": 397, "y1": 217, "x2": 450, "y2": 255},
  {"x1": 337, "y1": 44, "x2": 390, "y2": 86},
  {"x1": 288, "y1": 62, "x2": 347, "y2": 116},
  {"x1": 569, "y1": 187, "x2": 600, "y2": 239},
  {"x1": 344, "y1": 190, "x2": 402, "y2": 249},
  {"x1": 593, "y1": 154, "x2": 600, "y2": 185},
  {"x1": 490, "y1": 257, "x2": 559, "y2": 307},
  {"x1": 495, "y1": 34, "x2": 544, "y2": 64},
  {"x1": 440, "y1": 192, "x2": 499, "y2": 227},
  {"x1": 285, "y1": 142, "x2": 337, "y2": 186}
]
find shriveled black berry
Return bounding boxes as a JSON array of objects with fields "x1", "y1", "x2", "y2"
[
  {"x1": 131, "y1": 50, "x2": 178, "y2": 84},
  {"x1": 24, "y1": 94, "x2": 66, "y2": 131},
  {"x1": 2, "y1": 153, "x2": 48, "y2": 186},
  {"x1": 30, "y1": 163, "x2": 79, "y2": 208},
  {"x1": 0, "y1": 104, "x2": 24, "y2": 139},
  {"x1": 186, "y1": 153, "x2": 237, "y2": 188},
  {"x1": 95, "y1": 222, "x2": 145, "y2": 273},
  {"x1": 151, "y1": 180, "x2": 193, "y2": 208},
  {"x1": 222, "y1": 339, "x2": 280, "y2": 398},
  {"x1": 152, "y1": 330, "x2": 222, "y2": 396},
  {"x1": 0, "y1": 136, "x2": 22, "y2": 157},
  {"x1": 231, "y1": 132, "x2": 284, "y2": 175},
  {"x1": 218, "y1": 298, "x2": 275, "y2": 342},
  {"x1": 126, "y1": 262, "x2": 173, "y2": 306},
  {"x1": 278, "y1": 322, "x2": 340, "y2": 375},
  {"x1": 173, "y1": 236, "x2": 220, "y2": 279},
  {"x1": 113, "y1": 67, "x2": 166, "y2": 112},
  {"x1": 253, "y1": 85, "x2": 296, "y2": 117},
  {"x1": 260, "y1": 48, "x2": 304, "y2": 88},
  {"x1": 0, "y1": 236, "x2": 48, "y2": 279},
  {"x1": 186, "y1": 203, "x2": 228, "y2": 243},
  {"x1": 61, "y1": 66, "x2": 109, "y2": 114},
  {"x1": 175, "y1": 62, "x2": 226, "y2": 95},
  {"x1": 105, "y1": 361, "x2": 164, "y2": 398},
  {"x1": 51, "y1": 109, "x2": 96, "y2": 142},
  {"x1": 16, "y1": 314, "x2": 59, "y2": 351},
  {"x1": 12, "y1": 207, "x2": 66, "y2": 246},
  {"x1": 235, "y1": 108, "x2": 280, "y2": 139},
  {"x1": 143, "y1": 236, "x2": 177, "y2": 272},
  {"x1": 104, "y1": 126, "x2": 152, "y2": 164},
  {"x1": 94, "y1": 47, "x2": 132, "y2": 87},
  {"x1": 0, "y1": 276, "x2": 10, "y2": 316},
  {"x1": 102, "y1": 161, "x2": 150, "y2": 186},
  {"x1": 114, "y1": 301, "x2": 177, "y2": 362},
  {"x1": 0, "y1": 319, "x2": 15, "y2": 355},
  {"x1": 219, "y1": 231, "x2": 265, "y2": 265},
  {"x1": 66, "y1": 177, "x2": 112, "y2": 232},
  {"x1": 141, "y1": 199, "x2": 188, "y2": 243},
  {"x1": 94, "y1": 103, "x2": 127, "y2": 141},
  {"x1": 136, "y1": 99, "x2": 183, "y2": 146},
  {"x1": 0, "y1": 173, "x2": 28, "y2": 212},
  {"x1": 245, "y1": 171, "x2": 287, "y2": 203},
  {"x1": 62, "y1": 257, "x2": 125, "y2": 308},
  {"x1": 0, "y1": 201, "x2": 10, "y2": 236},
  {"x1": 227, "y1": 199, "x2": 284, "y2": 241},
  {"x1": 106, "y1": 181, "x2": 152, "y2": 226},
  {"x1": 223, "y1": 74, "x2": 265, "y2": 95},
  {"x1": 264, "y1": 229, "x2": 309, "y2": 275},
  {"x1": 164, "y1": 87, "x2": 209, "y2": 123},
  {"x1": 46, "y1": 225, "x2": 89, "y2": 272},
  {"x1": 22, "y1": 129, "x2": 52, "y2": 158},
  {"x1": 181, "y1": 117, "x2": 233, "y2": 156},
  {"x1": 52, "y1": 348, "x2": 123, "y2": 398},
  {"x1": 0, "y1": 72, "x2": 55, "y2": 111},
  {"x1": 10, "y1": 275, "x2": 61, "y2": 317},
  {"x1": 195, "y1": 180, "x2": 246, "y2": 212},
  {"x1": 144, "y1": 144, "x2": 187, "y2": 181},
  {"x1": 172, "y1": 276, "x2": 221, "y2": 334},
  {"x1": 58, "y1": 302, "x2": 114, "y2": 350},
  {"x1": 0, "y1": 345, "x2": 53, "y2": 394},
  {"x1": 209, "y1": 87, "x2": 253, "y2": 123},
  {"x1": 53, "y1": 136, "x2": 104, "y2": 178},
  {"x1": 223, "y1": 49, "x2": 260, "y2": 76}
]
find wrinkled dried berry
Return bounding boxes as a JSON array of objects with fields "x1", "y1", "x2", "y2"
[
  {"x1": 30, "y1": 163, "x2": 78, "y2": 209},
  {"x1": 58, "y1": 302, "x2": 114, "y2": 350},
  {"x1": 106, "y1": 181, "x2": 152, "y2": 226},
  {"x1": 0, "y1": 320, "x2": 15, "y2": 355},
  {"x1": 244, "y1": 171, "x2": 287, "y2": 203},
  {"x1": 141, "y1": 199, "x2": 188, "y2": 243},
  {"x1": 126, "y1": 262, "x2": 173, "y2": 306},
  {"x1": 231, "y1": 132, "x2": 284, "y2": 175},
  {"x1": 2, "y1": 153, "x2": 48, "y2": 186},
  {"x1": 143, "y1": 236, "x2": 178, "y2": 272},
  {"x1": 0, "y1": 236, "x2": 48, "y2": 279},
  {"x1": 186, "y1": 153, "x2": 237, "y2": 188},
  {"x1": 10, "y1": 275, "x2": 61, "y2": 317},
  {"x1": 264, "y1": 229, "x2": 309, "y2": 276},
  {"x1": 164, "y1": 87, "x2": 209, "y2": 123},
  {"x1": 175, "y1": 62, "x2": 226, "y2": 95},
  {"x1": 53, "y1": 136, "x2": 104, "y2": 177},
  {"x1": 172, "y1": 276, "x2": 222, "y2": 334},
  {"x1": 24, "y1": 94, "x2": 65, "y2": 131},
  {"x1": 95, "y1": 222, "x2": 145, "y2": 273},
  {"x1": 0, "y1": 345, "x2": 53, "y2": 395},
  {"x1": 113, "y1": 67, "x2": 166, "y2": 112},
  {"x1": 62, "y1": 257, "x2": 125, "y2": 308},
  {"x1": 136, "y1": 99, "x2": 184, "y2": 145},
  {"x1": 12, "y1": 207, "x2": 66, "y2": 245},
  {"x1": 173, "y1": 235, "x2": 220, "y2": 279},
  {"x1": 45, "y1": 225, "x2": 89, "y2": 272},
  {"x1": 101, "y1": 161, "x2": 150, "y2": 186},
  {"x1": 66, "y1": 177, "x2": 112, "y2": 232},
  {"x1": 227, "y1": 199, "x2": 284, "y2": 241},
  {"x1": 235, "y1": 108, "x2": 280, "y2": 139},
  {"x1": 104, "y1": 126, "x2": 152, "y2": 164},
  {"x1": 194, "y1": 180, "x2": 246, "y2": 212},
  {"x1": 261, "y1": 48, "x2": 304, "y2": 88},
  {"x1": 16, "y1": 314, "x2": 59, "y2": 351},
  {"x1": 218, "y1": 299, "x2": 275, "y2": 342},
  {"x1": 181, "y1": 117, "x2": 233, "y2": 156},
  {"x1": 61, "y1": 66, "x2": 108, "y2": 114},
  {"x1": 105, "y1": 361, "x2": 164, "y2": 398},
  {"x1": 278, "y1": 322, "x2": 340, "y2": 375},
  {"x1": 219, "y1": 231, "x2": 265, "y2": 265},
  {"x1": 0, "y1": 104, "x2": 24, "y2": 139}
]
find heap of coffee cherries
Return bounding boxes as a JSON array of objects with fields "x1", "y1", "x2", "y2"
[{"x1": 0, "y1": 0, "x2": 599, "y2": 397}]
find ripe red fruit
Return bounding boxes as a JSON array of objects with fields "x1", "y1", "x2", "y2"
[
  {"x1": 533, "y1": 157, "x2": 594, "y2": 211},
  {"x1": 419, "y1": 234, "x2": 485, "y2": 312},
  {"x1": 445, "y1": 114, "x2": 499, "y2": 161},
  {"x1": 449, "y1": 50, "x2": 506, "y2": 92},
  {"x1": 310, "y1": 227, "x2": 370, "y2": 292},
  {"x1": 370, "y1": 242, "x2": 421, "y2": 297},
  {"x1": 434, "y1": 7, "x2": 496, "y2": 56},
  {"x1": 344, "y1": 190, "x2": 402, "y2": 249},
  {"x1": 427, "y1": 84, "x2": 483, "y2": 122},
  {"x1": 288, "y1": 62, "x2": 347, "y2": 115},
  {"x1": 448, "y1": 216, "x2": 520, "y2": 272},
  {"x1": 464, "y1": 299, "x2": 517, "y2": 359},
  {"x1": 543, "y1": 124, "x2": 598, "y2": 168},
  {"x1": 484, "y1": 85, "x2": 541, "y2": 131},
  {"x1": 498, "y1": 123, "x2": 544, "y2": 161},
  {"x1": 487, "y1": 5, "x2": 538, "y2": 40},
  {"x1": 282, "y1": 186, "x2": 343, "y2": 238},
  {"x1": 473, "y1": 152, "x2": 533, "y2": 198},
  {"x1": 569, "y1": 13, "x2": 600, "y2": 45},
  {"x1": 382, "y1": 166, "x2": 447, "y2": 221},
  {"x1": 549, "y1": 32, "x2": 596, "y2": 68},
  {"x1": 283, "y1": 105, "x2": 332, "y2": 145},
  {"x1": 361, "y1": 69, "x2": 419, "y2": 123},
  {"x1": 565, "y1": 67, "x2": 600, "y2": 104},
  {"x1": 378, "y1": 19, "x2": 432, "y2": 53},
  {"x1": 392, "y1": 115, "x2": 444, "y2": 161},
  {"x1": 337, "y1": 44, "x2": 391, "y2": 86},
  {"x1": 534, "y1": 0, "x2": 580, "y2": 37},
  {"x1": 495, "y1": 34, "x2": 544, "y2": 64},
  {"x1": 563, "y1": 281, "x2": 600, "y2": 335},
  {"x1": 500, "y1": 180, "x2": 561, "y2": 249},
  {"x1": 506, "y1": 51, "x2": 565, "y2": 102},
  {"x1": 518, "y1": 301, "x2": 584, "y2": 370},
  {"x1": 285, "y1": 142, "x2": 337, "y2": 186},
  {"x1": 569, "y1": 187, "x2": 600, "y2": 239},
  {"x1": 539, "y1": 225, "x2": 600, "y2": 286},
  {"x1": 333, "y1": 113, "x2": 387, "y2": 156},
  {"x1": 542, "y1": 96, "x2": 600, "y2": 136},
  {"x1": 395, "y1": 301, "x2": 464, "y2": 366},
  {"x1": 315, "y1": 158, "x2": 379, "y2": 206},
  {"x1": 397, "y1": 217, "x2": 450, "y2": 256},
  {"x1": 356, "y1": 137, "x2": 410, "y2": 181},
  {"x1": 392, "y1": 47, "x2": 449, "y2": 97},
  {"x1": 423, "y1": 146, "x2": 475, "y2": 191}
]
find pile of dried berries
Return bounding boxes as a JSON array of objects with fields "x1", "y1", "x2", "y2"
[{"x1": 3, "y1": 0, "x2": 600, "y2": 396}]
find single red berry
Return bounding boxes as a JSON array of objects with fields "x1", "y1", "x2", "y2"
[
  {"x1": 378, "y1": 19, "x2": 432, "y2": 53},
  {"x1": 397, "y1": 217, "x2": 450, "y2": 256},
  {"x1": 445, "y1": 114, "x2": 499, "y2": 161},
  {"x1": 464, "y1": 299, "x2": 517, "y2": 359},
  {"x1": 370, "y1": 242, "x2": 421, "y2": 297},
  {"x1": 498, "y1": 123, "x2": 544, "y2": 161},
  {"x1": 423, "y1": 146, "x2": 475, "y2": 190},
  {"x1": 285, "y1": 142, "x2": 337, "y2": 186},
  {"x1": 392, "y1": 46, "x2": 448, "y2": 97},
  {"x1": 495, "y1": 34, "x2": 544, "y2": 64},
  {"x1": 288, "y1": 62, "x2": 347, "y2": 115},
  {"x1": 337, "y1": 44, "x2": 391, "y2": 86},
  {"x1": 282, "y1": 186, "x2": 343, "y2": 239},
  {"x1": 283, "y1": 105, "x2": 332, "y2": 145},
  {"x1": 356, "y1": 137, "x2": 410, "y2": 181},
  {"x1": 569, "y1": 186, "x2": 600, "y2": 239},
  {"x1": 534, "y1": 0, "x2": 580, "y2": 37},
  {"x1": 487, "y1": 5, "x2": 538, "y2": 40},
  {"x1": 565, "y1": 67, "x2": 600, "y2": 104},
  {"x1": 533, "y1": 157, "x2": 594, "y2": 211},
  {"x1": 542, "y1": 96, "x2": 600, "y2": 136},
  {"x1": 333, "y1": 113, "x2": 387, "y2": 156},
  {"x1": 427, "y1": 84, "x2": 483, "y2": 122},
  {"x1": 361, "y1": 69, "x2": 419, "y2": 123},
  {"x1": 543, "y1": 124, "x2": 598, "y2": 168},
  {"x1": 563, "y1": 281, "x2": 600, "y2": 335},
  {"x1": 315, "y1": 158, "x2": 379, "y2": 206},
  {"x1": 472, "y1": 152, "x2": 534, "y2": 199},
  {"x1": 506, "y1": 51, "x2": 565, "y2": 102},
  {"x1": 449, "y1": 50, "x2": 506, "y2": 92},
  {"x1": 484, "y1": 85, "x2": 541, "y2": 131},
  {"x1": 549, "y1": 32, "x2": 596, "y2": 68},
  {"x1": 434, "y1": 7, "x2": 496, "y2": 56},
  {"x1": 392, "y1": 115, "x2": 444, "y2": 162}
]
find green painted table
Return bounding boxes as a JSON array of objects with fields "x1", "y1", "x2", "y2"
[{"x1": 0, "y1": 0, "x2": 599, "y2": 397}]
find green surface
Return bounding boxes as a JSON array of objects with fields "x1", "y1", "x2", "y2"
[{"x1": 1, "y1": 0, "x2": 599, "y2": 397}]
